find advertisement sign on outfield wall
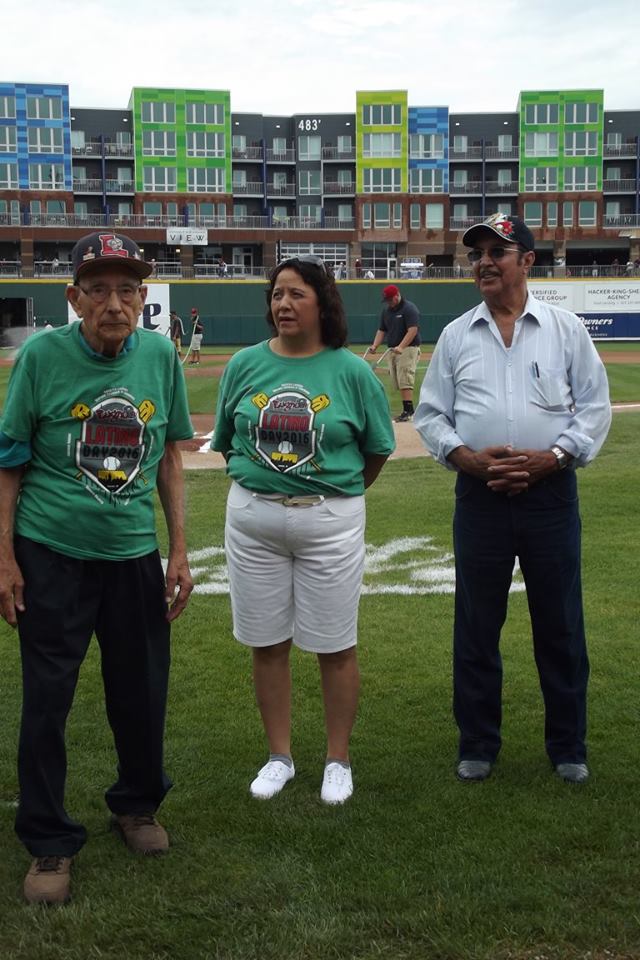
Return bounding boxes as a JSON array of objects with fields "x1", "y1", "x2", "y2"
[{"x1": 529, "y1": 281, "x2": 640, "y2": 339}]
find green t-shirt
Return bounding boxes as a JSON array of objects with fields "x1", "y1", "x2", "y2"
[
  {"x1": 212, "y1": 341, "x2": 395, "y2": 496},
  {"x1": 1, "y1": 323, "x2": 193, "y2": 560}
]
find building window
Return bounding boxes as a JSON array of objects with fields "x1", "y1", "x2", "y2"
[
  {"x1": 373, "y1": 203, "x2": 391, "y2": 228},
  {"x1": 272, "y1": 136, "x2": 287, "y2": 153},
  {"x1": 0, "y1": 127, "x2": 17, "y2": 152},
  {"x1": 363, "y1": 168, "x2": 402, "y2": 193},
  {"x1": 564, "y1": 132, "x2": 598, "y2": 156},
  {"x1": 337, "y1": 204, "x2": 352, "y2": 223},
  {"x1": 187, "y1": 131, "x2": 225, "y2": 157},
  {"x1": 185, "y1": 102, "x2": 224, "y2": 125},
  {"x1": 524, "y1": 103, "x2": 559, "y2": 124},
  {"x1": 563, "y1": 166, "x2": 597, "y2": 191},
  {"x1": 362, "y1": 104, "x2": 402, "y2": 126},
  {"x1": 299, "y1": 205, "x2": 321, "y2": 222},
  {"x1": 605, "y1": 201, "x2": 620, "y2": 218},
  {"x1": 410, "y1": 203, "x2": 421, "y2": 228},
  {"x1": 26, "y1": 96, "x2": 62, "y2": 120},
  {"x1": 497, "y1": 168, "x2": 512, "y2": 185},
  {"x1": 27, "y1": 127, "x2": 64, "y2": 154},
  {"x1": 362, "y1": 203, "x2": 371, "y2": 228},
  {"x1": 143, "y1": 166, "x2": 177, "y2": 192},
  {"x1": 425, "y1": 204, "x2": 444, "y2": 229},
  {"x1": 233, "y1": 204, "x2": 248, "y2": 218},
  {"x1": 0, "y1": 162, "x2": 18, "y2": 189},
  {"x1": 272, "y1": 205, "x2": 288, "y2": 223},
  {"x1": 187, "y1": 167, "x2": 225, "y2": 193},
  {"x1": 140, "y1": 101, "x2": 175, "y2": 124},
  {"x1": 46, "y1": 199, "x2": 65, "y2": 214},
  {"x1": 578, "y1": 201, "x2": 597, "y2": 226},
  {"x1": 393, "y1": 203, "x2": 402, "y2": 227},
  {"x1": 453, "y1": 135, "x2": 468, "y2": 152},
  {"x1": 74, "y1": 201, "x2": 88, "y2": 217},
  {"x1": 563, "y1": 201, "x2": 574, "y2": 226},
  {"x1": 0, "y1": 96, "x2": 16, "y2": 118},
  {"x1": 409, "y1": 134, "x2": 444, "y2": 159},
  {"x1": 606, "y1": 132, "x2": 622, "y2": 147},
  {"x1": 523, "y1": 202, "x2": 542, "y2": 227},
  {"x1": 498, "y1": 134, "x2": 513, "y2": 151},
  {"x1": 29, "y1": 163, "x2": 64, "y2": 189},
  {"x1": 565, "y1": 102, "x2": 598, "y2": 124},
  {"x1": 524, "y1": 167, "x2": 558, "y2": 191},
  {"x1": 298, "y1": 135, "x2": 321, "y2": 160},
  {"x1": 524, "y1": 132, "x2": 558, "y2": 157},
  {"x1": 547, "y1": 202, "x2": 558, "y2": 227},
  {"x1": 452, "y1": 169, "x2": 468, "y2": 187},
  {"x1": 299, "y1": 170, "x2": 321, "y2": 195},
  {"x1": 142, "y1": 131, "x2": 176, "y2": 156},
  {"x1": 232, "y1": 134, "x2": 246, "y2": 154},
  {"x1": 409, "y1": 168, "x2": 443, "y2": 194},
  {"x1": 143, "y1": 201, "x2": 162, "y2": 218},
  {"x1": 363, "y1": 133, "x2": 401, "y2": 158},
  {"x1": 337, "y1": 135, "x2": 352, "y2": 153}
]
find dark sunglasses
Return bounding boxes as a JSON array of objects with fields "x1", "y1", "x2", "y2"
[
  {"x1": 467, "y1": 246, "x2": 523, "y2": 263},
  {"x1": 279, "y1": 255, "x2": 327, "y2": 273}
]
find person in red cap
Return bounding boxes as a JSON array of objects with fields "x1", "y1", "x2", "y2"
[
  {"x1": 366, "y1": 285, "x2": 421, "y2": 422},
  {"x1": 0, "y1": 231, "x2": 194, "y2": 904}
]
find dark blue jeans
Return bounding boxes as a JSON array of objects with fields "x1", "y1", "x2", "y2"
[
  {"x1": 453, "y1": 470, "x2": 588, "y2": 766},
  {"x1": 14, "y1": 536, "x2": 172, "y2": 857}
]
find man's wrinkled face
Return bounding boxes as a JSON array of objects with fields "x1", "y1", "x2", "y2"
[{"x1": 66, "y1": 263, "x2": 147, "y2": 357}]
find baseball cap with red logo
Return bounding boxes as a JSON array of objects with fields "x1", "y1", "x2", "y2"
[
  {"x1": 71, "y1": 232, "x2": 153, "y2": 283},
  {"x1": 381, "y1": 284, "x2": 400, "y2": 301},
  {"x1": 462, "y1": 213, "x2": 535, "y2": 251}
]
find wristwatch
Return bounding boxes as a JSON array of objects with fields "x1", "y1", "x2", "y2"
[{"x1": 550, "y1": 445, "x2": 570, "y2": 470}]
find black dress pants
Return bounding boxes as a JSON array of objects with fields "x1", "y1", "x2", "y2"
[{"x1": 14, "y1": 536, "x2": 172, "y2": 857}]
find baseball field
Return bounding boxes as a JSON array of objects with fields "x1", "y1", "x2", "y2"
[{"x1": 0, "y1": 344, "x2": 638, "y2": 960}]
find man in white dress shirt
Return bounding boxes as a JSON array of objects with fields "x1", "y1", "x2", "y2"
[{"x1": 414, "y1": 214, "x2": 611, "y2": 785}]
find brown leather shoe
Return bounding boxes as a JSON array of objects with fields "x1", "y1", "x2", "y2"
[
  {"x1": 112, "y1": 813, "x2": 169, "y2": 855},
  {"x1": 24, "y1": 856, "x2": 72, "y2": 905}
]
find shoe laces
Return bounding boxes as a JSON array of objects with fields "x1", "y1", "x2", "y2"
[
  {"x1": 260, "y1": 761, "x2": 289, "y2": 781},
  {"x1": 35, "y1": 856, "x2": 66, "y2": 873},
  {"x1": 325, "y1": 763, "x2": 348, "y2": 784}
]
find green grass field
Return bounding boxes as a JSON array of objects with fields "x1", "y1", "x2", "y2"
[{"x1": 0, "y1": 345, "x2": 639, "y2": 959}]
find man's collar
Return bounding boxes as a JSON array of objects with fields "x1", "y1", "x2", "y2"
[
  {"x1": 78, "y1": 325, "x2": 136, "y2": 359},
  {"x1": 471, "y1": 291, "x2": 542, "y2": 327}
]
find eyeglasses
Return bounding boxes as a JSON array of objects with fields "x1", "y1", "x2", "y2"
[
  {"x1": 77, "y1": 283, "x2": 141, "y2": 303},
  {"x1": 467, "y1": 246, "x2": 523, "y2": 264},
  {"x1": 279, "y1": 255, "x2": 327, "y2": 274}
]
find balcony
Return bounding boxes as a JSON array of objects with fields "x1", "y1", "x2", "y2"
[
  {"x1": 232, "y1": 145, "x2": 263, "y2": 161},
  {"x1": 104, "y1": 141, "x2": 134, "y2": 158},
  {"x1": 73, "y1": 178, "x2": 103, "y2": 194},
  {"x1": 72, "y1": 141, "x2": 134, "y2": 158},
  {"x1": 603, "y1": 179, "x2": 637, "y2": 193},
  {"x1": 105, "y1": 179, "x2": 135, "y2": 194},
  {"x1": 450, "y1": 215, "x2": 486, "y2": 230},
  {"x1": 449, "y1": 181, "x2": 483, "y2": 195},
  {"x1": 603, "y1": 143, "x2": 638, "y2": 158},
  {"x1": 322, "y1": 146, "x2": 356, "y2": 161},
  {"x1": 603, "y1": 214, "x2": 640, "y2": 228},
  {"x1": 449, "y1": 145, "x2": 483, "y2": 161},
  {"x1": 485, "y1": 145, "x2": 520, "y2": 160},
  {"x1": 71, "y1": 141, "x2": 103, "y2": 157},
  {"x1": 485, "y1": 180, "x2": 519, "y2": 194},
  {"x1": 266, "y1": 182, "x2": 296, "y2": 197},
  {"x1": 266, "y1": 148, "x2": 296, "y2": 163},
  {"x1": 232, "y1": 181, "x2": 264, "y2": 196},
  {"x1": 0, "y1": 260, "x2": 21, "y2": 277},
  {"x1": 323, "y1": 181, "x2": 355, "y2": 196}
]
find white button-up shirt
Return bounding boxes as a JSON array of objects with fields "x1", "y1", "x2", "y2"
[{"x1": 414, "y1": 293, "x2": 611, "y2": 469}]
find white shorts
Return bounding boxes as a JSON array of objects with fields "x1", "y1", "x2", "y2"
[
  {"x1": 224, "y1": 481, "x2": 366, "y2": 653},
  {"x1": 191, "y1": 334, "x2": 203, "y2": 350}
]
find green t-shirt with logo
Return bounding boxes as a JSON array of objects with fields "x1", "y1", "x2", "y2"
[
  {"x1": 212, "y1": 341, "x2": 395, "y2": 496},
  {"x1": 1, "y1": 323, "x2": 193, "y2": 560}
]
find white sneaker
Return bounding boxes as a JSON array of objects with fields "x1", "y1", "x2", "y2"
[
  {"x1": 321, "y1": 762, "x2": 353, "y2": 805},
  {"x1": 250, "y1": 760, "x2": 295, "y2": 799}
]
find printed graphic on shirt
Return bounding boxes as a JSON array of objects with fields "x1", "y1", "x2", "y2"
[
  {"x1": 252, "y1": 389, "x2": 330, "y2": 473},
  {"x1": 73, "y1": 395, "x2": 152, "y2": 493}
]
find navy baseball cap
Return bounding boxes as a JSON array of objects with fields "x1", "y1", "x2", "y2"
[
  {"x1": 71, "y1": 232, "x2": 153, "y2": 283},
  {"x1": 462, "y1": 214, "x2": 535, "y2": 252}
]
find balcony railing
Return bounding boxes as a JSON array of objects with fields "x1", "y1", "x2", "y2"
[
  {"x1": 485, "y1": 145, "x2": 520, "y2": 160},
  {"x1": 104, "y1": 142, "x2": 134, "y2": 157},
  {"x1": 0, "y1": 214, "x2": 21, "y2": 226},
  {"x1": 603, "y1": 214, "x2": 640, "y2": 228},
  {"x1": 603, "y1": 143, "x2": 638, "y2": 158},
  {"x1": 71, "y1": 141, "x2": 103, "y2": 156},
  {"x1": 232, "y1": 146, "x2": 263, "y2": 161},
  {"x1": 449, "y1": 181, "x2": 484, "y2": 195},
  {"x1": 266, "y1": 182, "x2": 296, "y2": 197},
  {"x1": 105, "y1": 180, "x2": 135, "y2": 193},
  {"x1": 266, "y1": 148, "x2": 296, "y2": 163},
  {"x1": 232, "y1": 182, "x2": 264, "y2": 196},
  {"x1": 34, "y1": 261, "x2": 72, "y2": 277},
  {"x1": 485, "y1": 181, "x2": 519, "y2": 194},
  {"x1": 602, "y1": 179, "x2": 637, "y2": 193},
  {"x1": 449, "y1": 215, "x2": 486, "y2": 229},
  {"x1": 194, "y1": 264, "x2": 267, "y2": 279},
  {"x1": 0, "y1": 260, "x2": 21, "y2": 277},
  {"x1": 450, "y1": 145, "x2": 483, "y2": 160},
  {"x1": 323, "y1": 181, "x2": 356, "y2": 195},
  {"x1": 322, "y1": 146, "x2": 356, "y2": 161},
  {"x1": 73, "y1": 178, "x2": 103, "y2": 193},
  {"x1": 72, "y1": 141, "x2": 134, "y2": 158}
]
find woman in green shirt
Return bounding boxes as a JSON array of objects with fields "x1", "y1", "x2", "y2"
[{"x1": 213, "y1": 256, "x2": 395, "y2": 805}]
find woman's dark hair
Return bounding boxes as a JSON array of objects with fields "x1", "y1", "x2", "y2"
[{"x1": 265, "y1": 258, "x2": 348, "y2": 349}]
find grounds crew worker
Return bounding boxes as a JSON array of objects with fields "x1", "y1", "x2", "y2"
[
  {"x1": 0, "y1": 231, "x2": 194, "y2": 905},
  {"x1": 367, "y1": 284, "x2": 421, "y2": 422}
]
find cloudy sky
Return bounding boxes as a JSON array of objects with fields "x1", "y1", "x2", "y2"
[{"x1": 5, "y1": 0, "x2": 639, "y2": 115}]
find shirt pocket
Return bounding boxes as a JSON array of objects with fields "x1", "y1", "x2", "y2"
[{"x1": 530, "y1": 366, "x2": 573, "y2": 412}]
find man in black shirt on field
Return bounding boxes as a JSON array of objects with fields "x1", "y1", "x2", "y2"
[{"x1": 367, "y1": 285, "x2": 421, "y2": 422}]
